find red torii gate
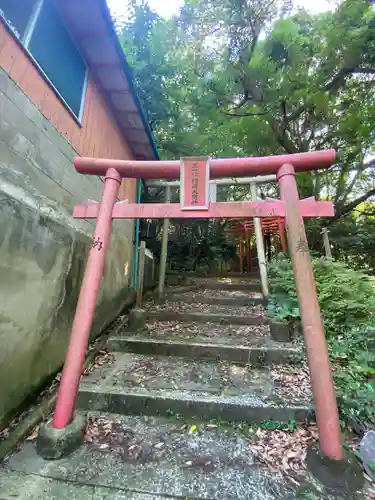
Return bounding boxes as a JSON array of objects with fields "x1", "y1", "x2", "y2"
[
  {"x1": 49, "y1": 150, "x2": 344, "y2": 463},
  {"x1": 227, "y1": 217, "x2": 287, "y2": 271}
]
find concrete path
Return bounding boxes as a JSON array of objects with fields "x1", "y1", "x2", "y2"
[{"x1": 0, "y1": 274, "x2": 325, "y2": 499}]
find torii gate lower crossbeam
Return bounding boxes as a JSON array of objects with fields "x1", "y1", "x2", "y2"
[{"x1": 46, "y1": 151, "x2": 344, "y2": 466}]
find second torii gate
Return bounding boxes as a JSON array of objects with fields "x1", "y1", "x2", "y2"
[
  {"x1": 228, "y1": 216, "x2": 288, "y2": 260},
  {"x1": 43, "y1": 149, "x2": 345, "y2": 467},
  {"x1": 146, "y1": 174, "x2": 277, "y2": 298}
]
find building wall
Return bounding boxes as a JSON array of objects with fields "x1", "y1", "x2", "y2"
[
  {"x1": 0, "y1": 20, "x2": 137, "y2": 201},
  {"x1": 0, "y1": 21, "x2": 139, "y2": 425}
]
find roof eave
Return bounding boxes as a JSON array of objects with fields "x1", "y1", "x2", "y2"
[{"x1": 98, "y1": 1, "x2": 159, "y2": 160}]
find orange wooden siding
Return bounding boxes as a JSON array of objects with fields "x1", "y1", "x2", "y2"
[{"x1": 0, "y1": 21, "x2": 136, "y2": 200}]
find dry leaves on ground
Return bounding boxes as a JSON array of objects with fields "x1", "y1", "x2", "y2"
[
  {"x1": 249, "y1": 425, "x2": 319, "y2": 483},
  {"x1": 84, "y1": 416, "x2": 161, "y2": 463},
  {"x1": 169, "y1": 289, "x2": 263, "y2": 300},
  {"x1": 83, "y1": 349, "x2": 115, "y2": 375},
  {"x1": 270, "y1": 365, "x2": 312, "y2": 400},
  {"x1": 196, "y1": 277, "x2": 260, "y2": 285},
  {"x1": 144, "y1": 299, "x2": 265, "y2": 317},
  {"x1": 144, "y1": 320, "x2": 269, "y2": 342}
]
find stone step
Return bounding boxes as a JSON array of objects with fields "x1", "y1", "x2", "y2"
[
  {"x1": 200, "y1": 282, "x2": 262, "y2": 291},
  {"x1": 78, "y1": 353, "x2": 311, "y2": 423},
  {"x1": 123, "y1": 319, "x2": 271, "y2": 346},
  {"x1": 144, "y1": 310, "x2": 265, "y2": 325},
  {"x1": 2, "y1": 413, "x2": 301, "y2": 499},
  {"x1": 163, "y1": 284, "x2": 199, "y2": 295},
  {"x1": 166, "y1": 293, "x2": 265, "y2": 306},
  {"x1": 107, "y1": 332, "x2": 298, "y2": 365},
  {"x1": 161, "y1": 287, "x2": 265, "y2": 306},
  {"x1": 144, "y1": 298, "x2": 265, "y2": 317}
]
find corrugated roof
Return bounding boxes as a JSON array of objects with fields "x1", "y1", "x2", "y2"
[{"x1": 57, "y1": 0, "x2": 159, "y2": 160}]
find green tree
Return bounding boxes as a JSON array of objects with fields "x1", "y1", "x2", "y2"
[
  {"x1": 119, "y1": 0, "x2": 375, "y2": 213},
  {"x1": 118, "y1": 0, "x2": 375, "y2": 260}
]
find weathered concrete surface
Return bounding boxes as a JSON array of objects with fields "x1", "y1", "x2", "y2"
[
  {"x1": 0, "y1": 69, "x2": 135, "y2": 426},
  {"x1": 167, "y1": 292, "x2": 265, "y2": 306},
  {"x1": 199, "y1": 282, "x2": 262, "y2": 291},
  {"x1": 270, "y1": 321, "x2": 291, "y2": 342},
  {"x1": 36, "y1": 414, "x2": 86, "y2": 460},
  {"x1": 145, "y1": 310, "x2": 265, "y2": 325},
  {"x1": 0, "y1": 413, "x2": 300, "y2": 499},
  {"x1": 306, "y1": 445, "x2": 364, "y2": 493},
  {"x1": 129, "y1": 319, "x2": 271, "y2": 344},
  {"x1": 144, "y1": 295, "x2": 265, "y2": 316},
  {"x1": 162, "y1": 284, "x2": 199, "y2": 295},
  {"x1": 0, "y1": 470, "x2": 170, "y2": 499},
  {"x1": 195, "y1": 276, "x2": 262, "y2": 292},
  {"x1": 107, "y1": 336, "x2": 299, "y2": 365},
  {"x1": 77, "y1": 353, "x2": 311, "y2": 421}
]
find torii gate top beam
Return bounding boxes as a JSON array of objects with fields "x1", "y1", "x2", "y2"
[{"x1": 75, "y1": 150, "x2": 335, "y2": 179}]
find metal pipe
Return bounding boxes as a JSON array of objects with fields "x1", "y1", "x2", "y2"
[
  {"x1": 146, "y1": 174, "x2": 277, "y2": 188},
  {"x1": 277, "y1": 163, "x2": 343, "y2": 460},
  {"x1": 158, "y1": 186, "x2": 171, "y2": 298},
  {"x1": 251, "y1": 183, "x2": 268, "y2": 297},
  {"x1": 53, "y1": 168, "x2": 121, "y2": 428},
  {"x1": 75, "y1": 150, "x2": 336, "y2": 179},
  {"x1": 136, "y1": 241, "x2": 146, "y2": 307}
]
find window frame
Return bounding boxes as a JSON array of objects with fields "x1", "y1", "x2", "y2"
[{"x1": 0, "y1": 0, "x2": 88, "y2": 124}]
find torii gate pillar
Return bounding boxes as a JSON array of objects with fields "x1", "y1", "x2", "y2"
[
  {"x1": 277, "y1": 164, "x2": 343, "y2": 460},
  {"x1": 52, "y1": 168, "x2": 121, "y2": 429}
]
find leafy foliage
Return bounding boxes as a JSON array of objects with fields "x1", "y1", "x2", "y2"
[
  {"x1": 329, "y1": 325, "x2": 375, "y2": 424},
  {"x1": 118, "y1": 0, "x2": 375, "y2": 216},
  {"x1": 267, "y1": 254, "x2": 375, "y2": 334},
  {"x1": 116, "y1": 0, "x2": 375, "y2": 281},
  {"x1": 313, "y1": 258, "x2": 375, "y2": 334},
  {"x1": 267, "y1": 253, "x2": 300, "y2": 322},
  {"x1": 267, "y1": 254, "x2": 375, "y2": 423}
]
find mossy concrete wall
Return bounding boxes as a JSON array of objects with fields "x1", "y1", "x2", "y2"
[{"x1": 0, "y1": 68, "x2": 135, "y2": 426}]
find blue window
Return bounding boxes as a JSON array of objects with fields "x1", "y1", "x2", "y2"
[
  {"x1": 0, "y1": 0, "x2": 87, "y2": 120},
  {"x1": 0, "y1": 0, "x2": 36, "y2": 39}
]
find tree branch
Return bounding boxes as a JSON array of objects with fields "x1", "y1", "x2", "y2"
[
  {"x1": 286, "y1": 104, "x2": 307, "y2": 122},
  {"x1": 341, "y1": 159, "x2": 375, "y2": 204},
  {"x1": 355, "y1": 67, "x2": 375, "y2": 75},
  {"x1": 333, "y1": 187, "x2": 375, "y2": 220},
  {"x1": 221, "y1": 109, "x2": 269, "y2": 117}
]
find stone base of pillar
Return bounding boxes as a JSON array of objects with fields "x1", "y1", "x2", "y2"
[{"x1": 306, "y1": 444, "x2": 363, "y2": 493}]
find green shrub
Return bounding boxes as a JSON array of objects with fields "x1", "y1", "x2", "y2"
[
  {"x1": 329, "y1": 324, "x2": 375, "y2": 424},
  {"x1": 267, "y1": 254, "x2": 300, "y2": 322},
  {"x1": 268, "y1": 254, "x2": 375, "y2": 424},
  {"x1": 267, "y1": 255, "x2": 375, "y2": 335}
]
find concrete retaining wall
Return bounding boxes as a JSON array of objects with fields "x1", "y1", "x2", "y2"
[{"x1": 0, "y1": 68, "x2": 135, "y2": 426}]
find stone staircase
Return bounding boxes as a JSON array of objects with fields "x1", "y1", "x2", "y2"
[{"x1": 0, "y1": 275, "x2": 314, "y2": 500}]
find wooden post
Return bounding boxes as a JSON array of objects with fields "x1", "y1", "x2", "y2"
[
  {"x1": 158, "y1": 186, "x2": 171, "y2": 298},
  {"x1": 245, "y1": 230, "x2": 251, "y2": 272},
  {"x1": 278, "y1": 219, "x2": 287, "y2": 252},
  {"x1": 321, "y1": 228, "x2": 332, "y2": 260},
  {"x1": 136, "y1": 241, "x2": 146, "y2": 307},
  {"x1": 238, "y1": 237, "x2": 243, "y2": 274},
  {"x1": 251, "y1": 183, "x2": 268, "y2": 297}
]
